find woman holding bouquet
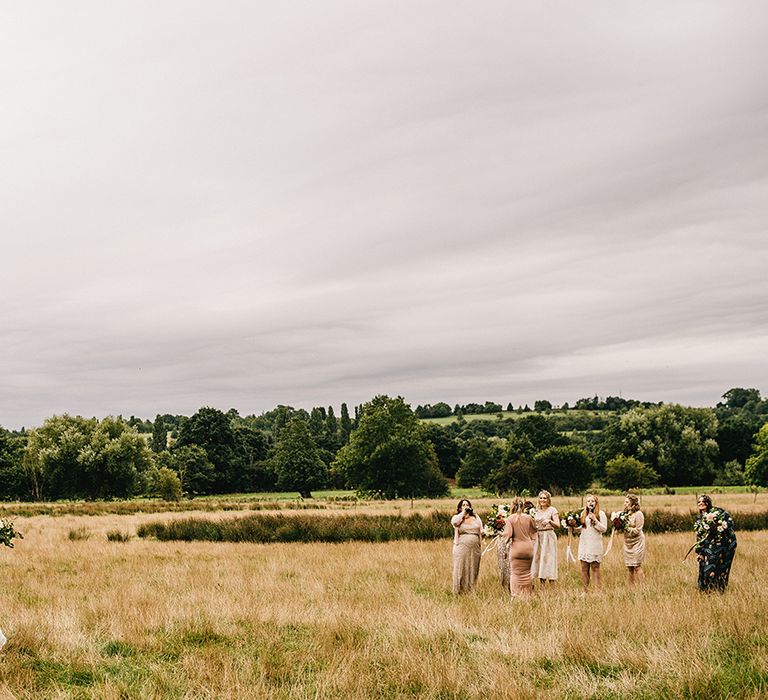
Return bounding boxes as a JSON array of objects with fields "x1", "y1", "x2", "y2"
[
  {"x1": 695, "y1": 494, "x2": 737, "y2": 593},
  {"x1": 578, "y1": 494, "x2": 607, "y2": 592},
  {"x1": 502, "y1": 497, "x2": 538, "y2": 598},
  {"x1": 622, "y1": 493, "x2": 645, "y2": 586},
  {"x1": 530, "y1": 490, "x2": 560, "y2": 586},
  {"x1": 451, "y1": 498, "x2": 483, "y2": 594}
]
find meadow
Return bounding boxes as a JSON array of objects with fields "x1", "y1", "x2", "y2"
[{"x1": 0, "y1": 493, "x2": 766, "y2": 699}]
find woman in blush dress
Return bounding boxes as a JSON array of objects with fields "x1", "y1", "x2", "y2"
[
  {"x1": 450, "y1": 498, "x2": 483, "y2": 594},
  {"x1": 622, "y1": 493, "x2": 646, "y2": 586},
  {"x1": 502, "y1": 497, "x2": 539, "y2": 598},
  {"x1": 578, "y1": 494, "x2": 607, "y2": 592},
  {"x1": 530, "y1": 490, "x2": 560, "y2": 586}
]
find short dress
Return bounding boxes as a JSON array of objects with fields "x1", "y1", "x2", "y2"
[
  {"x1": 623, "y1": 510, "x2": 646, "y2": 567},
  {"x1": 578, "y1": 510, "x2": 607, "y2": 563},
  {"x1": 531, "y1": 506, "x2": 559, "y2": 580}
]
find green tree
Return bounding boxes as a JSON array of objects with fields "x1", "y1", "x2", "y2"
[
  {"x1": 716, "y1": 414, "x2": 761, "y2": 466},
  {"x1": 147, "y1": 466, "x2": 183, "y2": 501},
  {"x1": 605, "y1": 404, "x2": 719, "y2": 486},
  {"x1": 332, "y1": 395, "x2": 449, "y2": 499},
  {"x1": 0, "y1": 429, "x2": 28, "y2": 500},
  {"x1": 745, "y1": 423, "x2": 768, "y2": 486},
  {"x1": 23, "y1": 415, "x2": 152, "y2": 499},
  {"x1": 270, "y1": 417, "x2": 327, "y2": 498},
  {"x1": 422, "y1": 423, "x2": 461, "y2": 478},
  {"x1": 340, "y1": 403, "x2": 353, "y2": 444},
  {"x1": 713, "y1": 459, "x2": 746, "y2": 486},
  {"x1": 532, "y1": 445, "x2": 593, "y2": 494},
  {"x1": 150, "y1": 415, "x2": 167, "y2": 453},
  {"x1": 512, "y1": 414, "x2": 566, "y2": 452},
  {"x1": 166, "y1": 445, "x2": 216, "y2": 495},
  {"x1": 534, "y1": 400, "x2": 552, "y2": 412},
  {"x1": 456, "y1": 437, "x2": 500, "y2": 487},
  {"x1": 721, "y1": 387, "x2": 761, "y2": 409},
  {"x1": 175, "y1": 407, "x2": 238, "y2": 493},
  {"x1": 602, "y1": 456, "x2": 660, "y2": 491}
]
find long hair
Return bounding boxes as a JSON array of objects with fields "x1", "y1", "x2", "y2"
[
  {"x1": 456, "y1": 498, "x2": 472, "y2": 514},
  {"x1": 625, "y1": 493, "x2": 640, "y2": 512},
  {"x1": 581, "y1": 494, "x2": 600, "y2": 526},
  {"x1": 697, "y1": 494, "x2": 712, "y2": 512},
  {"x1": 510, "y1": 496, "x2": 525, "y2": 515}
]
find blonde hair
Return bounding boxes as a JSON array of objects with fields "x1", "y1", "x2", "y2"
[
  {"x1": 510, "y1": 497, "x2": 525, "y2": 515},
  {"x1": 537, "y1": 490, "x2": 552, "y2": 506},
  {"x1": 581, "y1": 494, "x2": 600, "y2": 526},
  {"x1": 625, "y1": 493, "x2": 640, "y2": 512}
]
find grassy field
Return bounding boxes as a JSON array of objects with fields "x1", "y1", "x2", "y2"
[{"x1": 0, "y1": 494, "x2": 766, "y2": 699}]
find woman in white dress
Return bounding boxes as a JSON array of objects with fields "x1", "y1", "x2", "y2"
[
  {"x1": 578, "y1": 494, "x2": 607, "y2": 591},
  {"x1": 530, "y1": 490, "x2": 560, "y2": 586}
]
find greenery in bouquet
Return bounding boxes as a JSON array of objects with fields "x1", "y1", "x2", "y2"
[
  {"x1": 610, "y1": 510, "x2": 631, "y2": 532},
  {"x1": 560, "y1": 511, "x2": 581, "y2": 529},
  {"x1": 694, "y1": 508, "x2": 730, "y2": 541},
  {"x1": 0, "y1": 519, "x2": 23, "y2": 548},
  {"x1": 484, "y1": 503, "x2": 510, "y2": 537}
]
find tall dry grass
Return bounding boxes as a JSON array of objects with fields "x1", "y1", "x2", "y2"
[{"x1": 0, "y1": 497, "x2": 765, "y2": 699}]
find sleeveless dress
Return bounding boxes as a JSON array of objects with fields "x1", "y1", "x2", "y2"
[
  {"x1": 531, "y1": 505, "x2": 559, "y2": 581},
  {"x1": 503, "y1": 514, "x2": 538, "y2": 597},
  {"x1": 451, "y1": 513, "x2": 483, "y2": 593},
  {"x1": 623, "y1": 510, "x2": 646, "y2": 567}
]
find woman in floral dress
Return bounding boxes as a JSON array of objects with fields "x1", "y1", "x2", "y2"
[{"x1": 695, "y1": 494, "x2": 737, "y2": 593}]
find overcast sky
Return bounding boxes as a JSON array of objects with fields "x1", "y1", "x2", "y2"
[{"x1": 2, "y1": 2, "x2": 767, "y2": 429}]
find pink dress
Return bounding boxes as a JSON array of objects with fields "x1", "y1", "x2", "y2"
[{"x1": 503, "y1": 514, "x2": 538, "y2": 596}]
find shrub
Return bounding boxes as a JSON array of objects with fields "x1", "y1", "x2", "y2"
[
  {"x1": 68, "y1": 527, "x2": 91, "y2": 541},
  {"x1": 603, "y1": 456, "x2": 660, "y2": 491},
  {"x1": 106, "y1": 530, "x2": 131, "y2": 542}
]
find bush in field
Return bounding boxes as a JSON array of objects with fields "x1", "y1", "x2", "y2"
[
  {"x1": 137, "y1": 511, "x2": 451, "y2": 543},
  {"x1": 603, "y1": 456, "x2": 660, "y2": 491},
  {"x1": 333, "y1": 396, "x2": 448, "y2": 499},
  {"x1": 106, "y1": 530, "x2": 131, "y2": 542},
  {"x1": 713, "y1": 459, "x2": 747, "y2": 486},
  {"x1": 148, "y1": 466, "x2": 183, "y2": 501},
  {"x1": 136, "y1": 508, "x2": 768, "y2": 543}
]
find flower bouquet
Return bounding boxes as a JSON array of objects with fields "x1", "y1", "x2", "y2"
[
  {"x1": 523, "y1": 501, "x2": 537, "y2": 518},
  {"x1": 484, "y1": 503, "x2": 510, "y2": 537},
  {"x1": 610, "y1": 510, "x2": 631, "y2": 532},
  {"x1": 0, "y1": 519, "x2": 23, "y2": 548},
  {"x1": 560, "y1": 511, "x2": 581, "y2": 529},
  {"x1": 694, "y1": 508, "x2": 730, "y2": 540}
]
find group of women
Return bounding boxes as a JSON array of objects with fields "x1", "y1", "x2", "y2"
[{"x1": 451, "y1": 492, "x2": 736, "y2": 597}]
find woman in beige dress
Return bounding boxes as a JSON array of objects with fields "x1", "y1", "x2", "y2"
[
  {"x1": 451, "y1": 498, "x2": 483, "y2": 594},
  {"x1": 623, "y1": 493, "x2": 646, "y2": 586},
  {"x1": 502, "y1": 497, "x2": 539, "y2": 598},
  {"x1": 531, "y1": 490, "x2": 560, "y2": 586}
]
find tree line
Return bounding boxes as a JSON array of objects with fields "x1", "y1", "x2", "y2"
[{"x1": 1, "y1": 387, "x2": 767, "y2": 501}]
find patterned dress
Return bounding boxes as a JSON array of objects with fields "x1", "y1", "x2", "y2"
[{"x1": 695, "y1": 508, "x2": 737, "y2": 593}]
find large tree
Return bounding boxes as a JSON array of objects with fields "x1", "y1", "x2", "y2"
[
  {"x1": 175, "y1": 407, "x2": 239, "y2": 493},
  {"x1": 745, "y1": 423, "x2": 768, "y2": 486},
  {"x1": 23, "y1": 415, "x2": 152, "y2": 499},
  {"x1": 0, "y1": 428, "x2": 28, "y2": 500},
  {"x1": 605, "y1": 404, "x2": 719, "y2": 486},
  {"x1": 333, "y1": 396, "x2": 449, "y2": 498},
  {"x1": 270, "y1": 416, "x2": 327, "y2": 498},
  {"x1": 455, "y1": 437, "x2": 500, "y2": 487},
  {"x1": 531, "y1": 445, "x2": 593, "y2": 494}
]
